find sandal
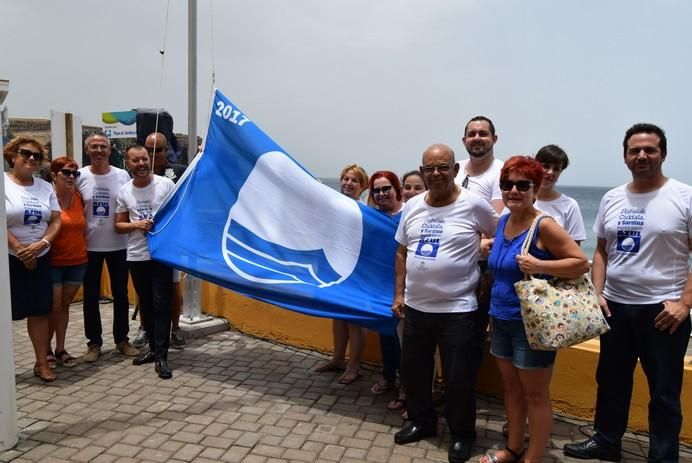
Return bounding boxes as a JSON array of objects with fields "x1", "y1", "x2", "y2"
[
  {"x1": 337, "y1": 369, "x2": 361, "y2": 385},
  {"x1": 46, "y1": 351, "x2": 57, "y2": 369},
  {"x1": 387, "y1": 390, "x2": 407, "y2": 410},
  {"x1": 314, "y1": 360, "x2": 346, "y2": 373},
  {"x1": 479, "y1": 446, "x2": 524, "y2": 463},
  {"x1": 55, "y1": 350, "x2": 78, "y2": 368},
  {"x1": 34, "y1": 362, "x2": 56, "y2": 382},
  {"x1": 371, "y1": 379, "x2": 395, "y2": 395}
]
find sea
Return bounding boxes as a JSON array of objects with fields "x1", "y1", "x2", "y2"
[{"x1": 321, "y1": 178, "x2": 608, "y2": 258}]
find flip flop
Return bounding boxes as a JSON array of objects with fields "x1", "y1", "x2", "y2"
[{"x1": 337, "y1": 369, "x2": 361, "y2": 384}]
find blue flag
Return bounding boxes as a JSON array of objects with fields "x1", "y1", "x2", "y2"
[{"x1": 150, "y1": 89, "x2": 399, "y2": 334}]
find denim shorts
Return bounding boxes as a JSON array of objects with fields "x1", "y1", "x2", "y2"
[
  {"x1": 490, "y1": 316, "x2": 556, "y2": 369},
  {"x1": 51, "y1": 263, "x2": 87, "y2": 286}
]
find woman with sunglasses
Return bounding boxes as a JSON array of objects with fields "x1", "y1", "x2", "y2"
[
  {"x1": 4, "y1": 137, "x2": 62, "y2": 382},
  {"x1": 367, "y1": 172, "x2": 406, "y2": 399},
  {"x1": 482, "y1": 156, "x2": 588, "y2": 463},
  {"x1": 47, "y1": 157, "x2": 88, "y2": 369},
  {"x1": 315, "y1": 164, "x2": 369, "y2": 384}
]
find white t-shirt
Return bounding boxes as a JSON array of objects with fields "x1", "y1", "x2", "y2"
[
  {"x1": 457, "y1": 158, "x2": 504, "y2": 202},
  {"x1": 78, "y1": 166, "x2": 131, "y2": 252},
  {"x1": 535, "y1": 194, "x2": 587, "y2": 241},
  {"x1": 594, "y1": 179, "x2": 692, "y2": 304},
  {"x1": 116, "y1": 175, "x2": 175, "y2": 262},
  {"x1": 395, "y1": 190, "x2": 498, "y2": 313},
  {"x1": 4, "y1": 173, "x2": 60, "y2": 257}
]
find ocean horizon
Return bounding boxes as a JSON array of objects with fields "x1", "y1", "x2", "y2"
[{"x1": 321, "y1": 178, "x2": 607, "y2": 258}]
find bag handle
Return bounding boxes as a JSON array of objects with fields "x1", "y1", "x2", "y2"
[{"x1": 518, "y1": 214, "x2": 547, "y2": 280}]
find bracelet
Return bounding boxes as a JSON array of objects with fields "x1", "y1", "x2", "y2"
[{"x1": 41, "y1": 238, "x2": 51, "y2": 248}]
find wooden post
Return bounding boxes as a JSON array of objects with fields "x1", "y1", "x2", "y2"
[{"x1": 65, "y1": 113, "x2": 73, "y2": 159}]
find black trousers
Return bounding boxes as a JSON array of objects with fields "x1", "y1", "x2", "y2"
[
  {"x1": 593, "y1": 300, "x2": 691, "y2": 462},
  {"x1": 82, "y1": 250, "x2": 130, "y2": 347},
  {"x1": 129, "y1": 260, "x2": 172, "y2": 358},
  {"x1": 400, "y1": 305, "x2": 482, "y2": 440}
]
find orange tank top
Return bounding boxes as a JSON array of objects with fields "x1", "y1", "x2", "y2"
[{"x1": 50, "y1": 190, "x2": 88, "y2": 267}]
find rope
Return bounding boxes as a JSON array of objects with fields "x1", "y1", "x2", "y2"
[
  {"x1": 206, "y1": 0, "x2": 218, "y2": 132},
  {"x1": 152, "y1": 0, "x2": 172, "y2": 174}
]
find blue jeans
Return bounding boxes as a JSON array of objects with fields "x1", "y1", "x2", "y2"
[
  {"x1": 82, "y1": 250, "x2": 130, "y2": 347},
  {"x1": 593, "y1": 300, "x2": 691, "y2": 462},
  {"x1": 400, "y1": 306, "x2": 482, "y2": 440}
]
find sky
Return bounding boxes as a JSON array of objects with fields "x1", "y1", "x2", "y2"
[{"x1": 2, "y1": 0, "x2": 691, "y2": 187}]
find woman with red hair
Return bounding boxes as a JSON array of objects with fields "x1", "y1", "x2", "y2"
[
  {"x1": 367, "y1": 171, "x2": 406, "y2": 400},
  {"x1": 482, "y1": 156, "x2": 588, "y2": 463},
  {"x1": 48, "y1": 156, "x2": 88, "y2": 368}
]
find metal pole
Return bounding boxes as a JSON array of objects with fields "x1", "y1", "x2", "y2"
[
  {"x1": 0, "y1": 92, "x2": 19, "y2": 450},
  {"x1": 187, "y1": 0, "x2": 197, "y2": 165},
  {"x1": 182, "y1": 0, "x2": 204, "y2": 322}
]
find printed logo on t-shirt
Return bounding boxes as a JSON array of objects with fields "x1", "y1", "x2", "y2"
[
  {"x1": 93, "y1": 186, "x2": 110, "y2": 217},
  {"x1": 414, "y1": 217, "x2": 445, "y2": 260},
  {"x1": 22, "y1": 196, "x2": 43, "y2": 228},
  {"x1": 135, "y1": 200, "x2": 153, "y2": 220},
  {"x1": 616, "y1": 207, "x2": 645, "y2": 254}
]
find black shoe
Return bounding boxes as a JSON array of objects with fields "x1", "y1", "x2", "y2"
[
  {"x1": 394, "y1": 423, "x2": 437, "y2": 445},
  {"x1": 564, "y1": 437, "x2": 621, "y2": 461},
  {"x1": 132, "y1": 351, "x2": 156, "y2": 366},
  {"x1": 155, "y1": 359, "x2": 172, "y2": 379},
  {"x1": 448, "y1": 440, "x2": 472, "y2": 463}
]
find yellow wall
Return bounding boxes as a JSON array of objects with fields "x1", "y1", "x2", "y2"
[{"x1": 201, "y1": 283, "x2": 692, "y2": 444}]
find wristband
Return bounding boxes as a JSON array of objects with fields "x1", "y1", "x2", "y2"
[{"x1": 41, "y1": 238, "x2": 51, "y2": 248}]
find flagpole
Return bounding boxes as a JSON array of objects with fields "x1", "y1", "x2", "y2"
[
  {"x1": 183, "y1": 0, "x2": 204, "y2": 322},
  {"x1": 0, "y1": 80, "x2": 19, "y2": 451}
]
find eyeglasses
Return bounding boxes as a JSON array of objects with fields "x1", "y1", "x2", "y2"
[
  {"x1": 146, "y1": 146, "x2": 166, "y2": 154},
  {"x1": 421, "y1": 163, "x2": 452, "y2": 174},
  {"x1": 88, "y1": 144, "x2": 109, "y2": 151},
  {"x1": 18, "y1": 149, "x2": 42, "y2": 161},
  {"x1": 58, "y1": 168, "x2": 81, "y2": 178},
  {"x1": 499, "y1": 180, "x2": 533, "y2": 192},
  {"x1": 372, "y1": 185, "x2": 393, "y2": 195}
]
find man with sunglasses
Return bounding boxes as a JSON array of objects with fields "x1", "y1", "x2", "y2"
[
  {"x1": 77, "y1": 133, "x2": 140, "y2": 362},
  {"x1": 564, "y1": 124, "x2": 692, "y2": 462},
  {"x1": 392, "y1": 144, "x2": 498, "y2": 462}
]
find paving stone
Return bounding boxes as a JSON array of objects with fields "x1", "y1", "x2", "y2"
[{"x1": 4, "y1": 302, "x2": 688, "y2": 463}]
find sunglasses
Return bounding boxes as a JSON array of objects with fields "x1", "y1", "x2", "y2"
[
  {"x1": 88, "y1": 143, "x2": 109, "y2": 151},
  {"x1": 500, "y1": 180, "x2": 533, "y2": 192},
  {"x1": 18, "y1": 149, "x2": 42, "y2": 161},
  {"x1": 146, "y1": 146, "x2": 166, "y2": 154},
  {"x1": 59, "y1": 168, "x2": 81, "y2": 178},
  {"x1": 372, "y1": 185, "x2": 393, "y2": 195}
]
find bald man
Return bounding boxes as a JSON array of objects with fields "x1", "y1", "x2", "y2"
[{"x1": 392, "y1": 144, "x2": 498, "y2": 462}]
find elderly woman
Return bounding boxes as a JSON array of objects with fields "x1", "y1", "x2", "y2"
[
  {"x1": 314, "y1": 164, "x2": 369, "y2": 384},
  {"x1": 533, "y1": 145, "x2": 586, "y2": 243},
  {"x1": 4, "y1": 137, "x2": 61, "y2": 382},
  {"x1": 482, "y1": 156, "x2": 588, "y2": 463},
  {"x1": 47, "y1": 157, "x2": 87, "y2": 368},
  {"x1": 368, "y1": 171, "x2": 404, "y2": 397},
  {"x1": 401, "y1": 170, "x2": 427, "y2": 202}
]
